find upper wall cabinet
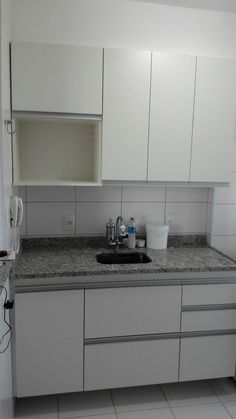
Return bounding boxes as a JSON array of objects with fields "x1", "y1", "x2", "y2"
[
  {"x1": 148, "y1": 53, "x2": 196, "y2": 182},
  {"x1": 11, "y1": 42, "x2": 103, "y2": 115},
  {"x1": 190, "y1": 57, "x2": 236, "y2": 183},
  {"x1": 102, "y1": 48, "x2": 151, "y2": 181}
]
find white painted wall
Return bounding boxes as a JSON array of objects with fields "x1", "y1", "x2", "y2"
[{"x1": 12, "y1": 0, "x2": 236, "y2": 58}]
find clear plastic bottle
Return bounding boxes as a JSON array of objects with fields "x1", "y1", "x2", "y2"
[{"x1": 127, "y1": 217, "x2": 136, "y2": 249}]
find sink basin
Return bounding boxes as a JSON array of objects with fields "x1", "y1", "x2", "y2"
[{"x1": 96, "y1": 252, "x2": 152, "y2": 264}]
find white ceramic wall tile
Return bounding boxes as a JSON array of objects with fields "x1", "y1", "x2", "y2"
[
  {"x1": 209, "y1": 378, "x2": 236, "y2": 402},
  {"x1": 58, "y1": 390, "x2": 115, "y2": 419},
  {"x1": 112, "y1": 385, "x2": 168, "y2": 412},
  {"x1": 117, "y1": 409, "x2": 175, "y2": 419},
  {"x1": 212, "y1": 205, "x2": 236, "y2": 235},
  {"x1": 208, "y1": 189, "x2": 214, "y2": 204},
  {"x1": 27, "y1": 186, "x2": 75, "y2": 202},
  {"x1": 165, "y1": 203, "x2": 207, "y2": 233},
  {"x1": 14, "y1": 394, "x2": 58, "y2": 418},
  {"x1": 76, "y1": 186, "x2": 121, "y2": 202},
  {"x1": 122, "y1": 186, "x2": 165, "y2": 202},
  {"x1": 211, "y1": 236, "x2": 236, "y2": 259},
  {"x1": 27, "y1": 202, "x2": 75, "y2": 236},
  {"x1": 166, "y1": 187, "x2": 208, "y2": 203},
  {"x1": 172, "y1": 403, "x2": 231, "y2": 419},
  {"x1": 214, "y1": 173, "x2": 236, "y2": 204},
  {"x1": 20, "y1": 210, "x2": 27, "y2": 237},
  {"x1": 76, "y1": 202, "x2": 121, "y2": 235},
  {"x1": 161, "y1": 380, "x2": 218, "y2": 407},
  {"x1": 122, "y1": 202, "x2": 165, "y2": 233}
]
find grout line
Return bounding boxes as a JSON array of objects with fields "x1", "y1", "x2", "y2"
[
  {"x1": 121, "y1": 186, "x2": 123, "y2": 218},
  {"x1": 164, "y1": 187, "x2": 167, "y2": 223},
  {"x1": 110, "y1": 389, "x2": 119, "y2": 419},
  {"x1": 25, "y1": 187, "x2": 28, "y2": 238},
  {"x1": 221, "y1": 400, "x2": 236, "y2": 419},
  {"x1": 159, "y1": 385, "x2": 177, "y2": 419}
]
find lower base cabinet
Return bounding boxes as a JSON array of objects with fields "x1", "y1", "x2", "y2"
[
  {"x1": 15, "y1": 290, "x2": 84, "y2": 397},
  {"x1": 84, "y1": 339, "x2": 179, "y2": 391},
  {"x1": 179, "y1": 335, "x2": 236, "y2": 382}
]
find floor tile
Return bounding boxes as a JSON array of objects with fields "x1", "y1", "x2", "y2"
[
  {"x1": 172, "y1": 403, "x2": 232, "y2": 419},
  {"x1": 117, "y1": 408, "x2": 175, "y2": 419},
  {"x1": 14, "y1": 395, "x2": 58, "y2": 419},
  {"x1": 161, "y1": 380, "x2": 218, "y2": 407},
  {"x1": 208, "y1": 378, "x2": 236, "y2": 401},
  {"x1": 58, "y1": 390, "x2": 115, "y2": 418},
  {"x1": 72, "y1": 415, "x2": 117, "y2": 419},
  {"x1": 112, "y1": 385, "x2": 168, "y2": 412},
  {"x1": 223, "y1": 400, "x2": 236, "y2": 418}
]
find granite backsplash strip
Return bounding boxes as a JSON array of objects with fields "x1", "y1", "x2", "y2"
[{"x1": 21, "y1": 234, "x2": 207, "y2": 251}]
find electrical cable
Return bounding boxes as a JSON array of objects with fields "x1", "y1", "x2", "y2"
[{"x1": 0, "y1": 285, "x2": 13, "y2": 354}]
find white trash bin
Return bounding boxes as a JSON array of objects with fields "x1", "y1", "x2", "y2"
[{"x1": 146, "y1": 223, "x2": 169, "y2": 249}]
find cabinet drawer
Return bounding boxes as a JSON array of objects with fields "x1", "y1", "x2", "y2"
[
  {"x1": 182, "y1": 309, "x2": 236, "y2": 332},
  {"x1": 85, "y1": 339, "x2": 179, "y2": 390},
  {"x1": 179, "y1": 334, "x2": 236, "y2": 381},
  {"x1": 182, "y1": 283, "x2": 236, "y2": 306},
  {"x1": 85, "y1": 286, "x2": 181, "y2": 338}
]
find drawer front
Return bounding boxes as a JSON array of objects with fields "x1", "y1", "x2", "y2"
[
  {"x1": 85, "y1": 286, "x2": 181, "y2": 338},
  {"x1": 84, "y1": 339, "x2": 179, "y2": 390},
  {"x1": 182, "y1": 309, "x2": 236, "y2": 332},
  {"x1": 182, "y1": 283, "x2": 236, "y2": 306},
  {"x1": 179, "y1": 335, "x2": 236, "y2": 381}
]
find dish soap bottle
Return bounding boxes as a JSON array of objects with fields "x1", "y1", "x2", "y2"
[{"x1": 127, "y1": 217, "x2": 136, "y2": 249}]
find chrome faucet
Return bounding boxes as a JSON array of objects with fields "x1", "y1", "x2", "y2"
[{"x1": 106, "y1": 216, "x2": 126, "y2": 250}]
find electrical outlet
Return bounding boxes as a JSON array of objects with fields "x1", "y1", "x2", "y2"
[
  {"x1": 166, "y1": 214, "x2": 176, "y2": 226},
  {"x1": 63, "y1": 214, "x2": 75, "y2": 231}
]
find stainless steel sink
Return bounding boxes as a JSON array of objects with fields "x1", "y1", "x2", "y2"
[{"x1": 96, "y1": 252, "x2": 152, "y2": 264}]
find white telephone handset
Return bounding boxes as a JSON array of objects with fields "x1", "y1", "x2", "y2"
[{"x1": 10, "y1": 197, "x2": 24, "y2": 228}]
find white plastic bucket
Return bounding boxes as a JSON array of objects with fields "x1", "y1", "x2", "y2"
[{"x1": 146, "y1": 223, "x2": 169, "y2": 249}]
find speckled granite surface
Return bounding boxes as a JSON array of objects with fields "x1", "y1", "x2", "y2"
[
  {"x1": 11, "y1": 236, "x2": 236, "y2": 280},
  {"x1": 0, "y1": 261, "x2": 13, "y2": 293}
]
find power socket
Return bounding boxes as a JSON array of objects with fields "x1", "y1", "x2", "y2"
[{"x1": 63, "y1": 214, "x2": 75, "y2": 231}]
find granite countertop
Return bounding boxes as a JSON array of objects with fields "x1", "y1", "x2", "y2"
[{"x1": 11, "y1": 236, "x2": 236, "y2": 281}]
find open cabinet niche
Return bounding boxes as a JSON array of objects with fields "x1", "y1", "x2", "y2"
[{"x1": 12, "y1": 115, "x2": 102, "y2": 186}]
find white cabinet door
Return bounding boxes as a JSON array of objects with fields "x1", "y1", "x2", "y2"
[
  {"x1": 190, "y1": 57, "x2": 236, "y2": 183},
  {"x1": 148, "y1": 53, "x2": 196, "y2": 182},
  {"x1": 180, "y1": 335, "x2": 236, "y2": 381},
  {"x1": 11, "y1": 42, "x2": 103, "y2": 114},
  {"x1": 102, "y1": 48, "x2": 151, "y2": 181},
  {"x1": 85, "y1": 286, "x2": 181, "y2": 338},
  {"x1": 85, "y1": 338, "x2": 179, "y2": 390},
  {"x1": 15, "y1": 290, "x2": 84, "y2": 397}
]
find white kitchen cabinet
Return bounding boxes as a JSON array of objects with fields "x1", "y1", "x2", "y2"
[
  {"x1": 85, "y1": 338, "x2": 179, "y2": 390},
  {"x1": 182, "y1": 283, "x2": 236, "y2": 306},
  {"x1": 85, "y1": 286, "x2": 181, "y2": 338},
  {"x1": 11, "y1": 42, "x2": 103, "y2": 115},
  {"x1": 190, "y1": 57, "x2": 236, "y2": 183},
  {"x1": 182, "y1": 309, "x2": 236, "y2": 332},
  {"x1": 102, "y1": 48, "x2": 151, "y2": 181},
  {"x1": 15, "y1": 290, "x2": 84, "y2": 397},
  {"x1": 12, "y1": 115, "x2": 101, "y2": 186},
  {"x1": 179, "y1": 335, "x2": 236, "y2": 381},
  {"x1": 148, "y1": 53, "x2": 196, "y2": 182}
]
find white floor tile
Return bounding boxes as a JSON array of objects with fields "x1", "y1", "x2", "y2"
[
  {"x1": 223, "y1": 400, "x2": 236, "y2": 418},
  {"x1": 58, "y1": 390, "x2": 115, "y2": 418},
  {"x1": 161, "y1": 380, "x2": 218, "y2": 407},
  {"x1": 172, "y1": 403, "x2": 232, "y2": 419},
  {"x1": 14, "y1": 395, "x2": 58, "y2": 419},
  {"x1": 72, "y1": 415, "x2": 117, "y2": 419},
  {"x1": 117, "y1": 408, "x2": 175, "y2": 419},
  {"x1": 112, "y1": 385, "x2": 168, "y2": 412},
  {"x1": 208, "y1": 378, "x2": 236, "y2": 402}
]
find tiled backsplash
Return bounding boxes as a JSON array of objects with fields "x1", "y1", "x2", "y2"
[{"x1": 19, "y1": 185, "x2": 211, "y2": 238}]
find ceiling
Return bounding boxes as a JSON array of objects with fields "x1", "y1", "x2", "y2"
[{"x1": 131, "y1": 0, "x2": 236, "y2": 14}]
